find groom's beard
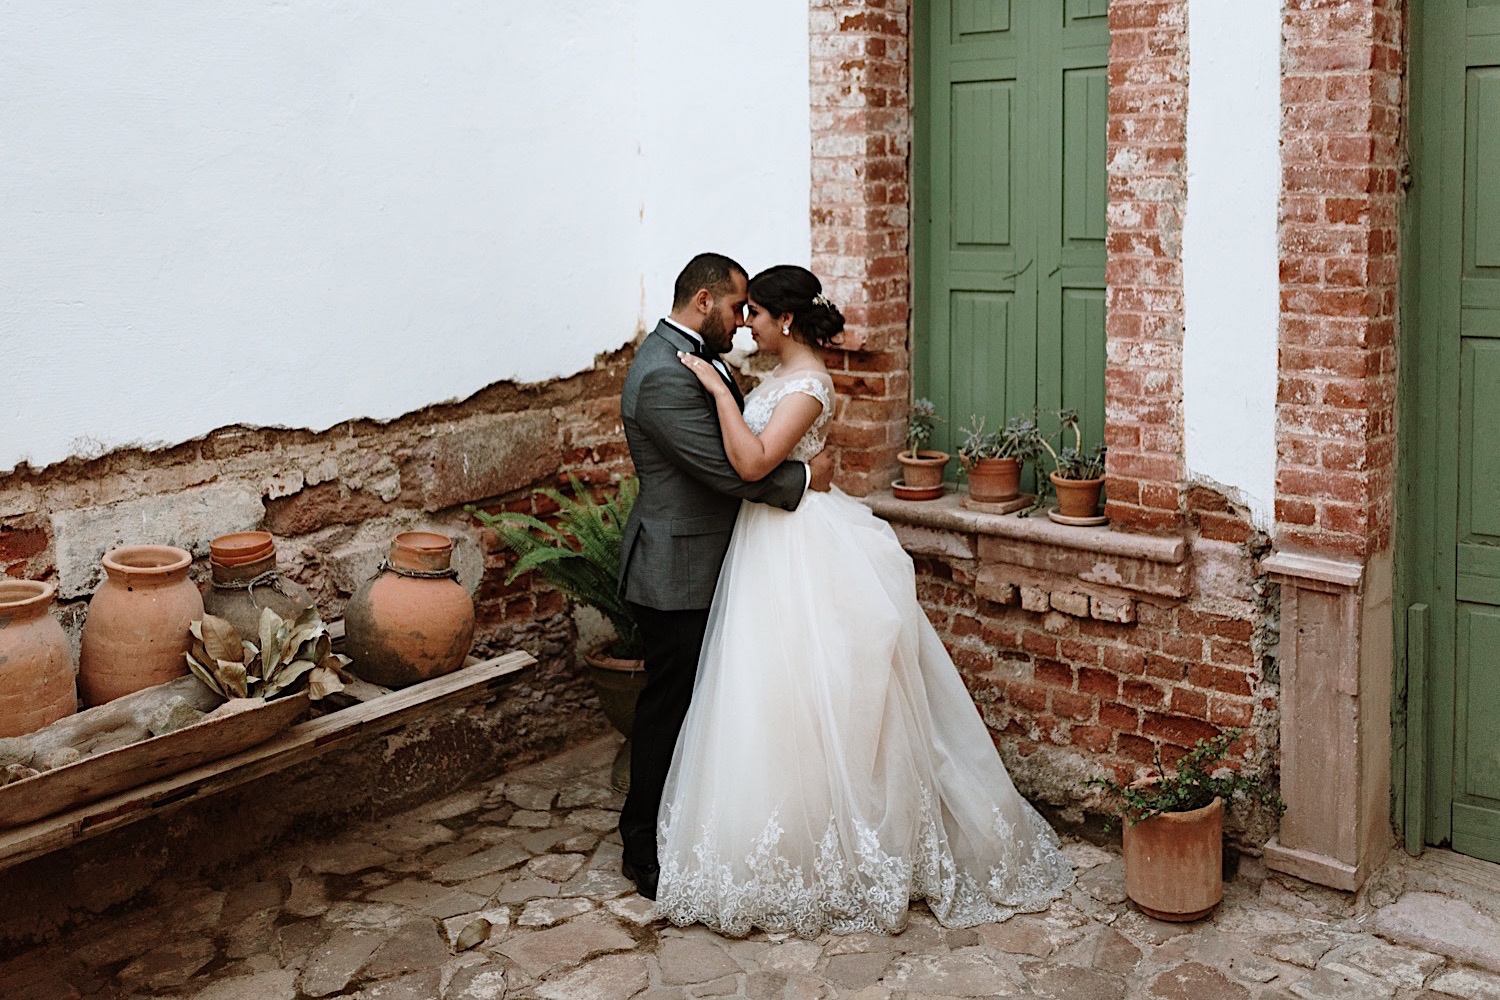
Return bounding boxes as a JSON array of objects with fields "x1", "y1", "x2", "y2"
[{"x1": 698, "y1": 311, "x2": 733, "y2": 355}]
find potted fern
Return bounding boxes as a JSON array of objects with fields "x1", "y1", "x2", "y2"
[
  {"x1": 1088, "y1": 728, "x2": 1282, "y2": 922},
  {"x1": 468, "y1": 476, "x2": 642, "y2": 791}
]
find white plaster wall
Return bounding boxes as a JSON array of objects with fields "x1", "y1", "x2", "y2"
[
  {"x1": 1182, "y1": 0, "x2": 1281, "y2": 527},
  {"x1": 0, "y1": 2, "x2": 811, "y2": 472}
]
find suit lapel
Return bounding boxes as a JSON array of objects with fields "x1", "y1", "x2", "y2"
[{"x1": 652, "y1": 321, "x2": 745, "y2": 410}]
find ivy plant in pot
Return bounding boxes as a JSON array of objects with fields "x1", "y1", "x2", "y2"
[
  {"x1": 957, "y1": 414, "x2": 1044, "y2": 504},
  {"x1": 1088, "y1": 728, "x2": 1283, "y2": 922},
  {"x1": 468, "y1": 476, "x2": 643, "y2": 792},
  {"x1": 895, "y1": 398, "x2": 950, "y2": 498},
  {"x1": 1036, "y1": 409, "x2": 1108, "y2": 520}
]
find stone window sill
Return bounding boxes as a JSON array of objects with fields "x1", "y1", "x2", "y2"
[{"x1": 862, "y1": 490, "x2": 1192, "y2": 616}]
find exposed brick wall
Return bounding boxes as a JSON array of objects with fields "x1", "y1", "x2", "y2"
[
  {"x1": 1276, "y1": 0, "x2": 1402, "y2": 558},
  {"x1": 809, "y1": 0, "x2": 912, "y2": 496},
  {"x1": 1102, "y1": 0, "x2": 1190, "y2": 534},
  {"x1": 911, "y1": 545, "x2": 1277, "y2": 829}
]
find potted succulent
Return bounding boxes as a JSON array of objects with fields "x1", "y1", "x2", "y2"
[
  {"x1": 468, "y1": 476, "x2": 643, "y2": 791},
  {"x1": 895, "y1": 398, "x2": 950, "y2": 497},
  {"x1": 958, "y1": 414, "x2": 1045, "y2": 503},
  {"x1": 1088, "y1": 728, "x2": 1282, "y2": 922},
  {"x1": 1036, "y1": 409, "x2": 1108, "y2": 519}
]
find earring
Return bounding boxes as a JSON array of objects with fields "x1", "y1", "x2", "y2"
[{"x1": 781, "y1": 325, "x2": 791, "y2": 337}]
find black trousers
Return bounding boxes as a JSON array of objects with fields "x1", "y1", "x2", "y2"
[{"x1": 617, "y1": 601, "x2": 712, "y2": 870}]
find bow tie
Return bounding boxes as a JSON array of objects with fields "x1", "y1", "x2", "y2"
[{"x1": 690, "y1": 343, "x2": 720, "y2": 361}]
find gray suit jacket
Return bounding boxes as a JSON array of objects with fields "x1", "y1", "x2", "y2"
[{"x1": 618, "y1": 321, "x2": 806, "y2": 610}]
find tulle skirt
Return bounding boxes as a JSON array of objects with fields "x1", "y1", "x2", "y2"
[{"x1": 656, "y1": 488, "x2": 1074, "y2": 937}]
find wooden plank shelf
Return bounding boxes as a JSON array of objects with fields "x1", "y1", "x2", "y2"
[{"x1": 0, "y1": 650, "x2": 535, "y2": 874}]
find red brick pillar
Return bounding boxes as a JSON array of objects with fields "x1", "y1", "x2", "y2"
[
  {"x1": 1263, "y1": 0, "x2": 1403, "y2": 891},
  {"x1": 809, "y1": 0, "x2": 912, "y2": 496},
  {"x1": 1275, "y1": 0, "x2": 1402, "y2": 558},
  {"x1": 1102, "y1": 0, "x2": 1190, "y2": 533}
]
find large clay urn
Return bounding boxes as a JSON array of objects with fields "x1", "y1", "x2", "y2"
[
  {"x1": 0, "y1": 580, "x2": 77, "y2": 737},
  {"x1": 201, "y1": 531, "x2": 314, "y2": 641},
  {"x1": 78, "y1": 545, "x2": 203, "y2": 707},
  {"x1": 343, "y1": 531, "x2": 475, "y2": 688},
  {"x1": 1122, "y1": 795, "x2": 1224, "y2": 921}
]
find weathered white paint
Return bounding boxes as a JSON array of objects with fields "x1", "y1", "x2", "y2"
[
  {"x1": 1183, "y1": 0, "x2": 1281, "y2": 527},
  {"x1": 0, "y1": 2, "x2": 810, "y2": 472}
]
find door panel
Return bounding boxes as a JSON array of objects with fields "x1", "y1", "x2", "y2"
[{"x1": 1409, "y1": 0, "x2": 1500, "y2": 864}]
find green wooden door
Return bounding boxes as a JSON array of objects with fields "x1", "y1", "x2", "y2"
[
  {"x1": 1405, "y1": 0, "x2": 1500, "y2": 863},
  {"x1": 914, "y1": 0, "x2": 1108, "y2": 462}
]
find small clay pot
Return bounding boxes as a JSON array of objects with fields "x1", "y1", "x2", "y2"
[
  {"x1": 208, "y1": 531, "x2": 277, "y2": 568},
  {"x1": 343, "y1": 532, "x2": 475, "y2": 688},
  {"x1": 78, "y1": 545, "x2": 203, "y2": 707},
  {"x1": 0, "y1": 580, "x2": 77, "y2": 737},
  {"x1": 201, "y1": 531, "x2": 315, "y2": 642},
  {"x1": 1050, "y1": 472, "x2": 1105, "y2": 518},
  {"x1": 967, "y1": 457, "x2": 1022, "y2": 503},
  {"x1": 1122, "y1": 795, "x2": 1224, "y2": 921},
  {"x1": 897, "y1": 450, "x2": 951, "y2": 490}
]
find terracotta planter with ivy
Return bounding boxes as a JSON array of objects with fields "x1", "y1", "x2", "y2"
[
  {"x1": 1050, "y1": 472, "x2": 1105, "y2": 518},
  {"x1": 967, "y1": 457, "x2": 1022, "y2": 503},
  {"x1": 1122, "y1": 793, "x2": 1224, "y2": 921}
]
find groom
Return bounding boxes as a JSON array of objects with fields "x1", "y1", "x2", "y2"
[{"x1": 616, "y1": 252, "x2": 833, "y2": 899}]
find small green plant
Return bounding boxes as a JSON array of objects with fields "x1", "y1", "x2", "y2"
[
  {"x1": 958, "y1": 414, "x2": 1046, "y2": 468},
  {"x1": 468, "y1": 476, "x2": 641, "y2": 658},
  {"x1": 186, "y1": 606, "x2": 349, "y2": 702},
  {"x1": 1086, "y1": 728, "x2": 1284, "y2": 828},
  {"x1": 905, "y1": 398, "x2": 942, "y2": 455},
  {"x1": 1037, "y1": 409, "x2": 1107, "y2": 481}
]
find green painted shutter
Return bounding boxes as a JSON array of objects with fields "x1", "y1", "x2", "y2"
[
  {"x1": 915, "y1": 3, "x2": 1108, "y2": 464},
  {"x1": 1406, "y1": 0, "x2": 1500, "y2": 863}
]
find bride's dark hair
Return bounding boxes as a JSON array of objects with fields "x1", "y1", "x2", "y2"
[{"x1": 747, "y1": 265, "x2": 846, "y2": 348}]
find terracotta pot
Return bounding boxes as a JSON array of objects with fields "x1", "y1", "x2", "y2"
[
  {"x1": 201, "y1": 531, "x2": 315, "y2": 643},
  {"x1": 343, "y1": 531, "x2": 475, "y2": 688},
  {"x1": 1122, "y1": 795, "x2": 1224, "y2": 921},
  {"x1": 208, "y1": 531, "x2": 277, "y2": 568},
  {"x1": 0, "y1": 581, "x2": 78, "y2": 737},
  {"x1": 1050, "y1": 472, "x2": 1105, "y2": 518},
  {"x1": 583, "y1": 644, "x2": 646, "y2": 793},
  {"x1": 897, "y1": 450, "x2": 951, "y2": 490},
  {"x1": 967, "y1": 457, "x2": 1022, "y2": 503},
  {"x1": 78, "y1": 545, "x2": 203, "y2": 708}
]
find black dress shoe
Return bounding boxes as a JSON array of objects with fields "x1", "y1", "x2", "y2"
[{"x1": 621, "y1": 860, "x2": 660, "y2": 901}]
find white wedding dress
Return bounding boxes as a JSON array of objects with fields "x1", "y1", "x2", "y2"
[{"x1": 655, "y1": 370, "x2": 1074, "y2": 937}]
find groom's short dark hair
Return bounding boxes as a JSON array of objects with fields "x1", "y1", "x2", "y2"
[{"x1": 673, "y1": 252, "x2": 747, "y2": 309}]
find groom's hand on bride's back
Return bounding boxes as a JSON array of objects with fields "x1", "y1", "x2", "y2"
[{"x1": 809, "y1": 448, "x2": 835, "y2": 493}]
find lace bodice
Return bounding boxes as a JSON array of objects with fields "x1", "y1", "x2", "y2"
[{"x1": 742, "y1": 369, "x2": 835, "y2": 462}]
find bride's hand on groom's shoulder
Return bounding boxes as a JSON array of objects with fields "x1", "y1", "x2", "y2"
[
  {"x1": 809, "y1": 448, "x2": 835, "y2": 492},
  {"x1": 678, "y1": 351, "x2": 728, "y2": 398}
]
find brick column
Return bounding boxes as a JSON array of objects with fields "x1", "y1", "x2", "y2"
[
  {"x1": 1102, "y1": 0, "x2": 1190, "y2": 533},
  {"x1": 1264, "y1": 0, "x2": 1403, "y2": 891},
  {"x1": 1274, "y1": 0, "x2": 1401, "y2": 560},
  {"x1": 809, "y1": 0, "x2": 912, "y2": 496}
]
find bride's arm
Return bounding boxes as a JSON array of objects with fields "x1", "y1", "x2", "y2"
[{"x1": 678, "y1": 352, "x2": 824, "y2": 482}]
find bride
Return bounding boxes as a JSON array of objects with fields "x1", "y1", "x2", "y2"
[{"x1": 657, "y1": 264, "x2": 1074, "y2": 937}]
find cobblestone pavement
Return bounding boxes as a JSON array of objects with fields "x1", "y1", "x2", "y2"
[{"x1": 5, "y1": 736, "x2": 1500, "y2": 1000}]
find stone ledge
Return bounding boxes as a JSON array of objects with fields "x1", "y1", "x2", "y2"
[
  {"x1": 1262, "y1": 550, "x2": 1364, "y2": 590},
  {"x1": 863, "y1": 491, "x2": 1187, "y2": 563},
  {"x1": 865, "y1": 490, "x2": 1192, "y2": 599}
]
